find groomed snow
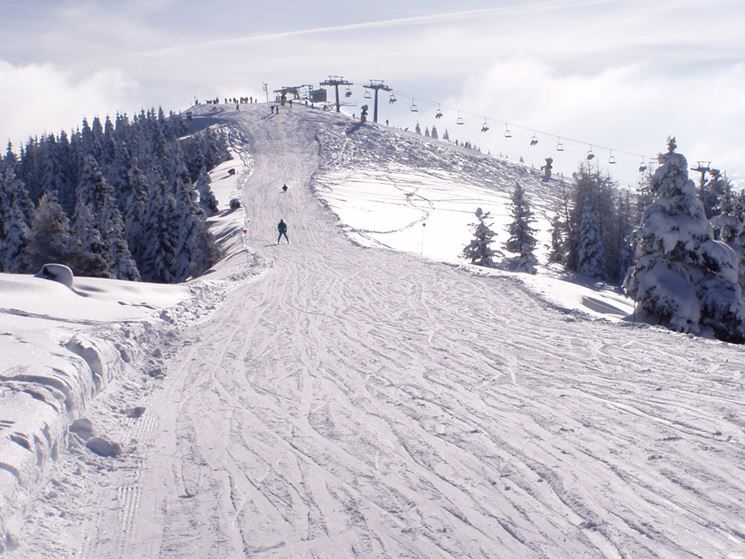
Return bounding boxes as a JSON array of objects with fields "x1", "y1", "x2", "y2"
[{"x1": 4, "y1": 101, "x2": 745, "y2": 558}]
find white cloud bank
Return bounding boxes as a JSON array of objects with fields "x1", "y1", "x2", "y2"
[{"x1": 0, "y1": 60, "x2": 137, "y2": 146}]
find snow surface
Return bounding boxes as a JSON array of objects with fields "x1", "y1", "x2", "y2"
[{"x1": 3, "y1": 101, "x2": 745, "y2": 558}]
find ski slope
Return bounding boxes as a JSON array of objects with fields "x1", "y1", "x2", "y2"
[{"x1": 6, "y1": 102, "x2": 745, "y2": 558}]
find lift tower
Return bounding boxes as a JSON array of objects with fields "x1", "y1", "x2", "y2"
[
  {"x1": 362, "y1": 80, "x2": 392, "y2": 123},
  {"x1": 320, "y1": 76, "x2": 353, "y2": 113}
]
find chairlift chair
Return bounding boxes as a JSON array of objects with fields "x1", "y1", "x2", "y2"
[
  {"x1": 435, "y1": 105, "x2": 443, "y2": 119},
  {"x1": 530, "y1": 132, "x2": 538, "y2": 146},
  {"x1": 389, "y1": 92, "x2": 397, "y2": 104},
  {"x1": 609, "y1": 150, "x2": 617, "y2": 165},
  {"x1": 556, "y1": 138, "x2": 565, "y2": 152},
  {"x1": 639, "y1": 158, "x2": 647, "y2": 173},
  {"x1": 364, "y1": 90, "x2": 372, "y2": 99},
  {"x1": 456, "y1": 112, "x2": 464, "y2": 125},
  {"x1": 410, "y1": 98, "x2": 419, "y2": 112},
  {"x1": 345, "y1": 87, "x2": 352, "y2": 98},
  {"x1": 587, "y1": 146, "x2": 595, "y2": 161},
  {"x1": 504, "y1": 123, "x2": 512, "y2": 138},
  {"x1": 481, "y1": 118, "x2": 489, "y2": 133}
]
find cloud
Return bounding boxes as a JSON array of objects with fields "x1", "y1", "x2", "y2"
[
  {"x1": 0, "y1": 60, "x2": 138, "y2": 145},
  {"x1": 432, "y1": 57, "x2": 745, "y2": 187}
]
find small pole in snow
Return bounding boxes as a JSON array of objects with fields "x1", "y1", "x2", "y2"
[{"x1": 420, "y1": 222, "x2": 427, "y2": 255}]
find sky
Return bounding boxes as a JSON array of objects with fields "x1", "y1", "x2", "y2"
[{"x1": 1, "y1": 0, "x2": 744, "y2": 187}]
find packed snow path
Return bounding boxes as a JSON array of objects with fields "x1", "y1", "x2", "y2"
[{"x1": 41, "y1": 106, "x2": 745, "y2": 558}]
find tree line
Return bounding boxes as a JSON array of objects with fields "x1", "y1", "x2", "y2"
[
  {"x1": 0, "y1": 108, "x2": 229, "y2": 282},
  {"x1": 464, "y1": 138, "x2": 745, "y2": 342}
]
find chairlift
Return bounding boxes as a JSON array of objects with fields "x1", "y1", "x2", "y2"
[
  {"x1": 410, "y1": 98, "x2": 419, "y2": 112},
  {"x1": 609, "y1": 150, "x2": 617, "y2": 165},
  {"x1": 456, "y1": 111, "x2": 464, "y2": 125},
  {"x1": 556, "y1": 138, "x2": 565, "y2": 152},
  {"x1": 389, "y1": 91, "x2": 397, "y2": 104},
  {"x1": 639, "y1": 158, "x2": 647, "y2": 173},
  {"x1": 345, "y1": 87, "x2": 352, "y2": 98},
  {"x1": 504, "y1": 123, "x2": 512, "y2": 138},
  {"x1": 435, "y1": 104, "x2": 443, "y2": 119},
  {"x1": 530, "y1": 132, "x2": 538, "y2": 146},
  {"x1": 481, "y1": 118, "x2": 489, "y2": 133},
  {"x1": 586, "y1": 146, "x2": 595, "y2": 161},
  {"x1": 364, "y1": 89, "x2": 372, "y2": 100}
]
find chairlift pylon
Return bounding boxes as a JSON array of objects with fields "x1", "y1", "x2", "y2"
[
  {"x1": 410, "y1": 98, "x2": 419, "y2": 112},
  {"x1": 504, "y1": 123, "x2": 512, "y2": 138},
  {"x1": 556, "y1": 138, "x2": 565, "y2": 152},
  {"x1": 456, "y1": 111, "x2": 464, "y2": 125}
]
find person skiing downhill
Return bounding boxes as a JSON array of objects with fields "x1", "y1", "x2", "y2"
[{"x1": 277, "y1": 219, "x2": 289, "y2": 244}]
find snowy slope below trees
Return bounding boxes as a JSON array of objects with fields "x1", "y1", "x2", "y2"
[{"x1": 5, "y1": 102, "x2": 745, "y2": 558}]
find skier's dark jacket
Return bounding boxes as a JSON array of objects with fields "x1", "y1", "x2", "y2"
[{"x1": 278, "y1": 221, "x2": 287, "y2": 233}]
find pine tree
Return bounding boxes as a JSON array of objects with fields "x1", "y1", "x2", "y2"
[
  {"x1": 27, "y1": 192, "x2": 74, "y2": 270},
  {"x1": 0, "y1": 163, "x2": 32, "y2": 272},
  {"x1": 424, "y1": 127, "x2": 430, "y2": 138},
  {"x1": 577, "y1": 195, "x2": 604, "y2": 279},
  {"x1": 77, "y1": 156, "x2": 139, "y2": 279},
  {"x1": 415, "y1": 122, "x2": 422, "y2": 135},
  {"x1": 504, "y1": 182, "x2": 538, "y2": 273},
  {"x1": 431, "y1": 126, "x2": 438, "y2": 140},
  {"x1": 548, "y1": 193, "x2": 571, "y2": 265},
  {"x1": 463, "y1": 208, "x2": 499, "y2": 267},
  {"x1": 196, "y1": 166, "x2": 219, "y2": 215},
  {"x1": 700, "y1": 168, "x2": 729, "y2": 219},
  {"x1": 624, "y1": 137, "x2": 745, "y2": 341},
  {"x1": 442, "y1": 129, "x2": 449, "y2": 141},
  {"x1": 71, "y1": 202, "x2": 110, "y2": 278},
  {"x1": 711, "y1": 187, "x2": 745, "y2": 291}
]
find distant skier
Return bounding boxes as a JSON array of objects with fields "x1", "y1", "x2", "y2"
[
  {"x1": 282, "y1": 184, "x2": 288, "y2": 193},
  {"x1": 277, "y1": 219, "x2": 289, "y2": 243}
]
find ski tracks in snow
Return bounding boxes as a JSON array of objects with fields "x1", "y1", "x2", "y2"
[{"x1": 24, "y1": 105, "x2": 745, "y2": 558}]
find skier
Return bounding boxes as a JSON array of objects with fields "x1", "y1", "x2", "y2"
[
  {"x1": 282, "y1": 184, "x2": 288, "y2": 193},
  {"x1": 277, "y1": 219, "x2": 289, "y2": 244}
]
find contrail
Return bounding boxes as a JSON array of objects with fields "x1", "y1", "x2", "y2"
[{"x1": 128, "y1": 0, "x2": 617, "y2": 58}]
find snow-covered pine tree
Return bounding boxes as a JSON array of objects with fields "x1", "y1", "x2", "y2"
[
  {"x1": 196, "y1": 166, "x2": 219, "y2": 215},
  {"x1": 71, "y1": 202, "x2": 111, "y2": 278},
  {"x1": 442, "y1": 129, "x2": 450, "y2": 141},
  {"x1": 424, "y1": 127, "x2": 430, "y2": 138},
  {"x1": 170, "y1": 171, "x2": 219, "y2": 281},
  {"x1": 415, "y1": 122, "x2": 422, "y2": 135},
  {"x1": 463, "y1": 208, "x2": 498, "y2": 267},
  {"x1": 431, "y1": 126, "x2": 439, "y2": 140},
  {"x1": 143, "y1": 184, "x2": 179, "y2": 283},
  {"x1": 577, "y1": 194, "x2": 605, "y2": 279},
  {"x1": 711, "y1": 186, "x2": 745, "y2": 291},
  {"x1": 27, "y1": 191, "x2": 74, "y2": 270},
  {"x1": 699, "y1": 168, "x2": 729, "y2": 220},
  {"x1": 77, "y1": 156, "x2": 139, "y2": 280},
  {"x1": 122, "y1": 162, "x2": 150, "y2": 268},
  {"x1": 504, "y1": 182, "x2": 538, "y2": 273},
  {"x1": 0, "y1": 163, "x2": 31, "y2": 272},
  {"x1": 548, "y1": 193, "x2": 570, "y2": 264},
  {"x1": 624, "y1": 137, "x2": 745, "y2": 341}
]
